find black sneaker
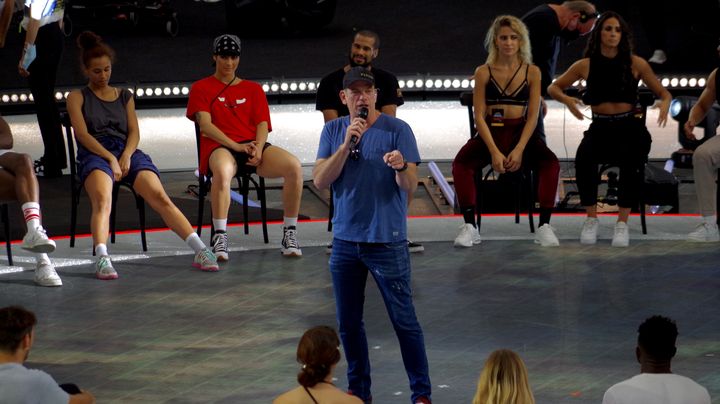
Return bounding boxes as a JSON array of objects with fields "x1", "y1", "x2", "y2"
[
  {"x1": 281, "y1": 226, "x2": 302, "y2": 257},
  {"x1": 408, "y1": 240, "x2": 424, "y2": 253},
  {"x1": 211, "y1": 231, "x2": 229, "y2": 261},
  {"x1": 325, "y1": 243, "x2": 332, "y2": 255}
]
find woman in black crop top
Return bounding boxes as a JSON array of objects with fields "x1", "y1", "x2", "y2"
[
  {"x1": 548, "y1": 11, "x2": 671, "y2": 247},
  {"x1": 452, "y1": 15, "x2": 561, "y2": 248},
  {"x1": 66, "y1": 32, "x2": 219, "y2": 279}
]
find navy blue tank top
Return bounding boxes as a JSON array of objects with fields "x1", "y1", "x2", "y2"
[{"x1": 81, "y1": 86, "x2": 132, "y2": 141}]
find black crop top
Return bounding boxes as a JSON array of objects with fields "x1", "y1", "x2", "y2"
[
  {"x1": 582, "y1": 55, "x2": 638, "y2": 105},
  {"x1": 485, "y1": 64, "x2": 530, "y2": 107}
]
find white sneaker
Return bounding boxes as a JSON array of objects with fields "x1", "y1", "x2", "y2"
[
  {"x1": 580, "y1": 217, "x2": 599, "y2": 245},
  {"x1": 95, "y1": 256, "x2": 118, "y2": 280},
  {"x1": 454, "y1": 223, "x2": 481, "y2": 248},
  {"x1": 34, "y1": 260, "x2": 62, "y2": 287},
  {"x1": 611, "y1": 221, "x2": 630, "y2": 247},
  {"x1": 687, "y1": 222, "x2": 720, "y2": 242},
  {"x1": 535, "y1": 224, "x2": 560, "y2": 247},
  {"x1": 21, "y1": 226, "x2": 56, "y2": 254},
  {"x1": 648, "y1": 49, "x2": 667, "y2": 64}
]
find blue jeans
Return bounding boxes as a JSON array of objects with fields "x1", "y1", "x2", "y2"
[{"x1": 330, "y1": 238, "x2": 431, "y2": 403}]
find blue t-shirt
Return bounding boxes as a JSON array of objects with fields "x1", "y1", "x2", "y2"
[
  {"x1": 0, "y1": 363, "x2": 69, "y2": 404},
  {"x1": 317, "y1": 114, "x2": 421, "y2": 243}
]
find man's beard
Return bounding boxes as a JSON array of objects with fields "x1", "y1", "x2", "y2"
[{"x1": 349, "y1": 55, "x2": 371, "y2": 68}]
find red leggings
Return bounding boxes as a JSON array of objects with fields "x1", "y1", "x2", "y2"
[{"x1": 452, "y1": 117, "x2": 560, "y2": 209}]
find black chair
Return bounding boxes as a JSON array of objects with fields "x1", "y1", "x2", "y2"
[
  {"x1": 193, "y1": 122, "x2": 269, "y2": 244},
  {"x1": 60, "y1": 112, "x2": 147, "y2": 252},
  {"x1": 459, "y1": 92, "x2": 535, "y2": 233},
  {"x1": 1, "y1": 203, "x2": 12, "y2": 266}
]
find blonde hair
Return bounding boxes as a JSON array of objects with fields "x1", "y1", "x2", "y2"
[
  {"x1": 472, "y1": 349, "x2": 535, "y2": 404},
  {"x1": 484, "y1": 15, "x2": 532, "y2": 66}
]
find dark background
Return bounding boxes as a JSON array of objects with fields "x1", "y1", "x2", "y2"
[{"x1": 0, "y1": 0, "x2": 718, "y2": 91}]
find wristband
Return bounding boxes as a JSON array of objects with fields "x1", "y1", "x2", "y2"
[{"x1": 394, "y1": 161, "x2": 408, "y2": 172}]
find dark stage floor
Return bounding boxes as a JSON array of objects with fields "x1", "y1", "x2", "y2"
[{"x1": 0, "y1": 240, "x2": 718, "y2": 403}]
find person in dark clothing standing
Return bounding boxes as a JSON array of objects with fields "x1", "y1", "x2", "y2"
[
  {"x1": 522, "y1": 1, "x2": 599, "y2": 142},
  {"x1": 17, "y1": 0, "x2": 67, "y2": 178}
]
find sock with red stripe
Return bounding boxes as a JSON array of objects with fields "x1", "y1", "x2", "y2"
[{"x1": 21, "y1": 202, "x2": 41, "y2": 231}]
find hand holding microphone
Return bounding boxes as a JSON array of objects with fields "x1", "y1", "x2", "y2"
[{"x1": 348, "y1": 107, "x2": 368, "y2": 160}]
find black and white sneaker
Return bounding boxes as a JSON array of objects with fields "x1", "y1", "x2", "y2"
[
  {"x1": 281, "y1": 226, "x2": 302, "y2": 257},
  {"x1": 211, "y1": 231, "x2": 229, "y2": 261},
  {"x1": 408, "y1": 240, "x2": 424, "y2": 253}
]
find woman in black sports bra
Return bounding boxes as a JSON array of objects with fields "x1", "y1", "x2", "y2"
[
  {"x1": 548, "y1": 11, "x2": 670, "y2": 248},
  {"x1": 274, "y1": 326, "x2": 362, "y2": 404},
  {"x1": 452, "y1": 15, "x2": 561, "y2": 248}
]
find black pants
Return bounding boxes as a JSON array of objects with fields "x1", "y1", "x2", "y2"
[
  {"x1": 27, "y1": 21, "x2": 67, "y2": 172},
  {"x1": 575, "y1": 116, "x2": 651, "y2": 208}
]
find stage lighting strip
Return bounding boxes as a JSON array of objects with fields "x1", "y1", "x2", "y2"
[{"x1": 0, "y1": 76, "x2": 708, "y2": 106}]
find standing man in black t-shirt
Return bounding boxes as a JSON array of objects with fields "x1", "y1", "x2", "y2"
[
  {"x1": 522, "y1": 1, "x2": 599, "y2": 142},
  {"x1": 316, "y1": 30, "x2": 424, "y2": 253}
]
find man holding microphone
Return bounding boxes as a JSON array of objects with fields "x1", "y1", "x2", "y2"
[{"x1": 313, "y1": 66, "x2": 432, "y2": 404}]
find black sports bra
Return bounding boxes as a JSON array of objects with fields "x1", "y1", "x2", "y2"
[{"x1": 485, "y1": 63, "x2": 530, "y2": 107}]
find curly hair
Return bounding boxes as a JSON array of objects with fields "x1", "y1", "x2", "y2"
[
  {"x1": 296, "y1": 326, "x2": 341, "y2": 388},
  {"x1": 638, "y1": 315, "x2": 678, "y2": 361},
  {"x1": 76, "y1": 31, "x2": 116, "y2": 68},
  {"x1": 485, "y1": 15, "x2": 532, "y2": 66},
  {"x1": 0, "y1": 306, "x2": 36, "y2": 353}
]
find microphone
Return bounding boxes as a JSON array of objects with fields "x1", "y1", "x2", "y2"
[{"x1": 349, "y1": 107, "x2": 369, "y2": 150}]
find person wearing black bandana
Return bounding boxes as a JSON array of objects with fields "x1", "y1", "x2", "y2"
[{"x1": 522, "y1": 1, "x2": 599, "y2": 143}]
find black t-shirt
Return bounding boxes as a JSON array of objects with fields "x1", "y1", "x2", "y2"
[
  {"x1": 315, "y1": 66, "x2": 404, "y2": 117},
  {"x1": 522, "y1": 4, "x2": 561, "y2": 96}
]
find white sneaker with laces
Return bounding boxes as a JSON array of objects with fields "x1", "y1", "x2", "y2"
[
  {"x1": 281, "y1": 226, "x2": 302, "y2": 257},
  {"x1": 34, "y1": 260, "x2": 62, "y2": 287},
  {"x1": 611, "y1": 221, "x2": 630, "y2": 247},
  {"x1": 95, "y1": 256, "x2": 118, "y2": 280},
  {"x1": 454, "y1": 223, "x2": 481, "y2": 248},
  {"x1": 211, "y1": 231, "x2": 229, "y2": 261},
  {"x1": 535, "y1": 224, "x2": 560, "y2": 247},
  {"x1": 580, "y1": 217, "x2": 600, "y2": 245},
  {"x1": 193, "y1": 248, "x2": 219, "y2": 272},
  {"x1": 21, "y1": 226, "x2": 56, "y2": 253},
  {"x1": 687, "y1": 222, "x2": 720, "y2": 242}
]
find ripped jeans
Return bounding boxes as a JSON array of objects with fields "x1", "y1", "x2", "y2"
[{"x1": 330, "y1": 238, "x2": 431, "y2": 403}]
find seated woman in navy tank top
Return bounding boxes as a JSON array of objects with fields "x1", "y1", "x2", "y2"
[
  {"x1": 66, "y1": 31, "x2": 219, "y2": 280},
  {"x1": 452, "y1": 15, "x2": 561, "y2": 248},
  {"x1": 548, "y1": 11, "x2": 671, "y2": 248}
]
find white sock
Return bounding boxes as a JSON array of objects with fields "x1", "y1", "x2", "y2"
[
  {"x1": 95, "y1": 243, "x2": 108, "y2": 257},
  {"x1": 185, "y1": 233, "x2": 206, "y2": 254},
  {"x1": 212, "y1": 218, "x2": 227, "y2": 233},
  {"x1": 284, "y1": 217, "x2": 298, "y2": 228},
  {"x1": 21, "y1": 202, "x2": 41, "y2": 231},
  {"x1": 36, "y1": 253, "x2": 50, "y2": 265},
  {"x1": 702, "y1": 216, "x2": 715, "y2": 225}
]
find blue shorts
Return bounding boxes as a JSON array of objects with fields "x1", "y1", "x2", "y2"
[{"x1": 77, "y1": 136, "x2": 159, "y2": 185}]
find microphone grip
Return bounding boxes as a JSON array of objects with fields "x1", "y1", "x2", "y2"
[{"x1": 349, "y1": 135, "x2": 358, "y2": 149}]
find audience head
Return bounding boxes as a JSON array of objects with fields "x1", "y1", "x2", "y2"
[
  {"x1": 484, "y1": 15, "x2": 532, "y2": 66},
  {"x1": 296, "y1": 326, "x2": 341, "y2": 388},
  {"x1": 0, "y1": 306, "x2": 36, "y2": 358},
  {"x1": 473, "y1": 349, "x2": 535, "y2": 404},
  {"x1": 584, "y1": 11, "x2": 633, "y2": 59},
  {"x1": 637, "y1": 315, "x2": 678, "y2": 364},
  {"x1": 76, "y1": 31, "x2": 115, "y2": 69},
  {"x1": 349, "y1": 30, "x2": 380, "y2": 67}
]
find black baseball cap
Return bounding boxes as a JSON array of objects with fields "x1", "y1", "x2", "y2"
[{"x1": 343, "y1": 67, "x2": 375, "y2": 89}]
